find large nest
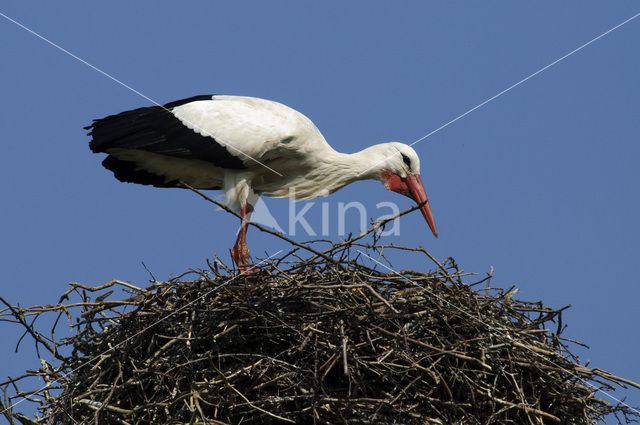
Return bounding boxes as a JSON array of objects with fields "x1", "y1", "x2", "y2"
[{"x1": 1, "y1": 198, "x2": 639, "y2": 424}]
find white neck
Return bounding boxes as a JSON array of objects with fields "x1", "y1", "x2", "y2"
[
  {"x1": 258, "y1": 143, "x2": 401, "y2": 200},
  {"x1": 281, "y1": 146, "x2": 389, "y2": 199},
  {"x1": 328, "y1": 146, "x2": 388, "y2": 180}
]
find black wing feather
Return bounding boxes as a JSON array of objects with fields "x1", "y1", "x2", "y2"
[
  {"x1": 87, "y1": 95, "x2": 247, "y2": 184},
  {"x1": 100, "y1": 155, "x2": 183, "y2": 188}
]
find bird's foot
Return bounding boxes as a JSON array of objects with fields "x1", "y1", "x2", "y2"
[
  {"x1": 231, "y1": 247, "x2": 276, "y2": 283},
  {"x1": 232, "y1": 244, "x2": 255, "y2": 274},
  {"x1": 238, "y1": 264, "x2": 260, "y2": 275}
]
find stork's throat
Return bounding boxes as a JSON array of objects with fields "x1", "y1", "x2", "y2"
[{"x1": 381, "y1": 170, "x2": 411, "y2": 197}]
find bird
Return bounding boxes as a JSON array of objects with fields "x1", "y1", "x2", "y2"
[{"x1": 87, "y1": 95, "x2": 438, "y2": 269}]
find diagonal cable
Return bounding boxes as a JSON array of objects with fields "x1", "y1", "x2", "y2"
[
  {"x1": 0, "y1": 250, "x2": 282, "y2": 416},
  {"x1": 359, "y1": 11, "x2": 640, "y2": 177},
  {"x1": 0, "y1": 11, "x2": 283, "y2": 177}
]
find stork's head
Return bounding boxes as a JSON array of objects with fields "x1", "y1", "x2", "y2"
[{"x1": 377, "y1": 143, "x2": 438, "y2": 238}]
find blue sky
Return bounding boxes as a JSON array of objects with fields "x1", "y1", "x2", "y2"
[{"x1": 1, "y1": 2, "x2": 639, "y2": 421}]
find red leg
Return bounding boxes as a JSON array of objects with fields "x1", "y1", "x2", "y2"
[{"x1": 231, "y1": 203, "x2": 252, "y2": 270}]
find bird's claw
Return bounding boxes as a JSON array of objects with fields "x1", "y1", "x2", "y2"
[{"x1": 232, "y1": 244, "x2": 254, "y2": 273}]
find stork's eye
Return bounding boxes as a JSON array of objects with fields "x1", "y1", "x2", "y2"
[{"x1": 401, "y1": 153, "x2": 411, "y2": 169}]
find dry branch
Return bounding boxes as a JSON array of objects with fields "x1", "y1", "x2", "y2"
[{"x1": 1, "y1": 201, "x2": 638, "y2": 425}]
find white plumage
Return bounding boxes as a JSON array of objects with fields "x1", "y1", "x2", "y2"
[{"x1": 88, "y1": 95, "x2": 438, "y2": 268}]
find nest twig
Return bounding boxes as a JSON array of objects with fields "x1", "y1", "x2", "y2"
[{"x1": 1, "y1": 191, "x2": 638, "y2": 425}]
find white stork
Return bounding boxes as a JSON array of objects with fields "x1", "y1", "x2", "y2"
[{"x1": 87, "y1": 95, "x2": 438, "y2": 268}]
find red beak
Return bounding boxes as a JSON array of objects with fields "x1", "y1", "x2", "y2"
[{"x1": 405, "y1": 175, "x2": 438, "y2": 238}]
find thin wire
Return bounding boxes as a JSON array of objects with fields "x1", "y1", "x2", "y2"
[
  {"x1": 0, "y1": 250, "x2": 283, "y2": 415},
  {"x1": 409, "y1": 11, "x2": 640, "y2": 148},
  {"x1": 358, "y1": 11, "x2": 640, "y2": 177},
  {"x1": 0, "y1": 11, "x2": 283, "y2": 177},
  {"x1": 357, "y1": 249, "x2": 640, "y2": 415}
]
